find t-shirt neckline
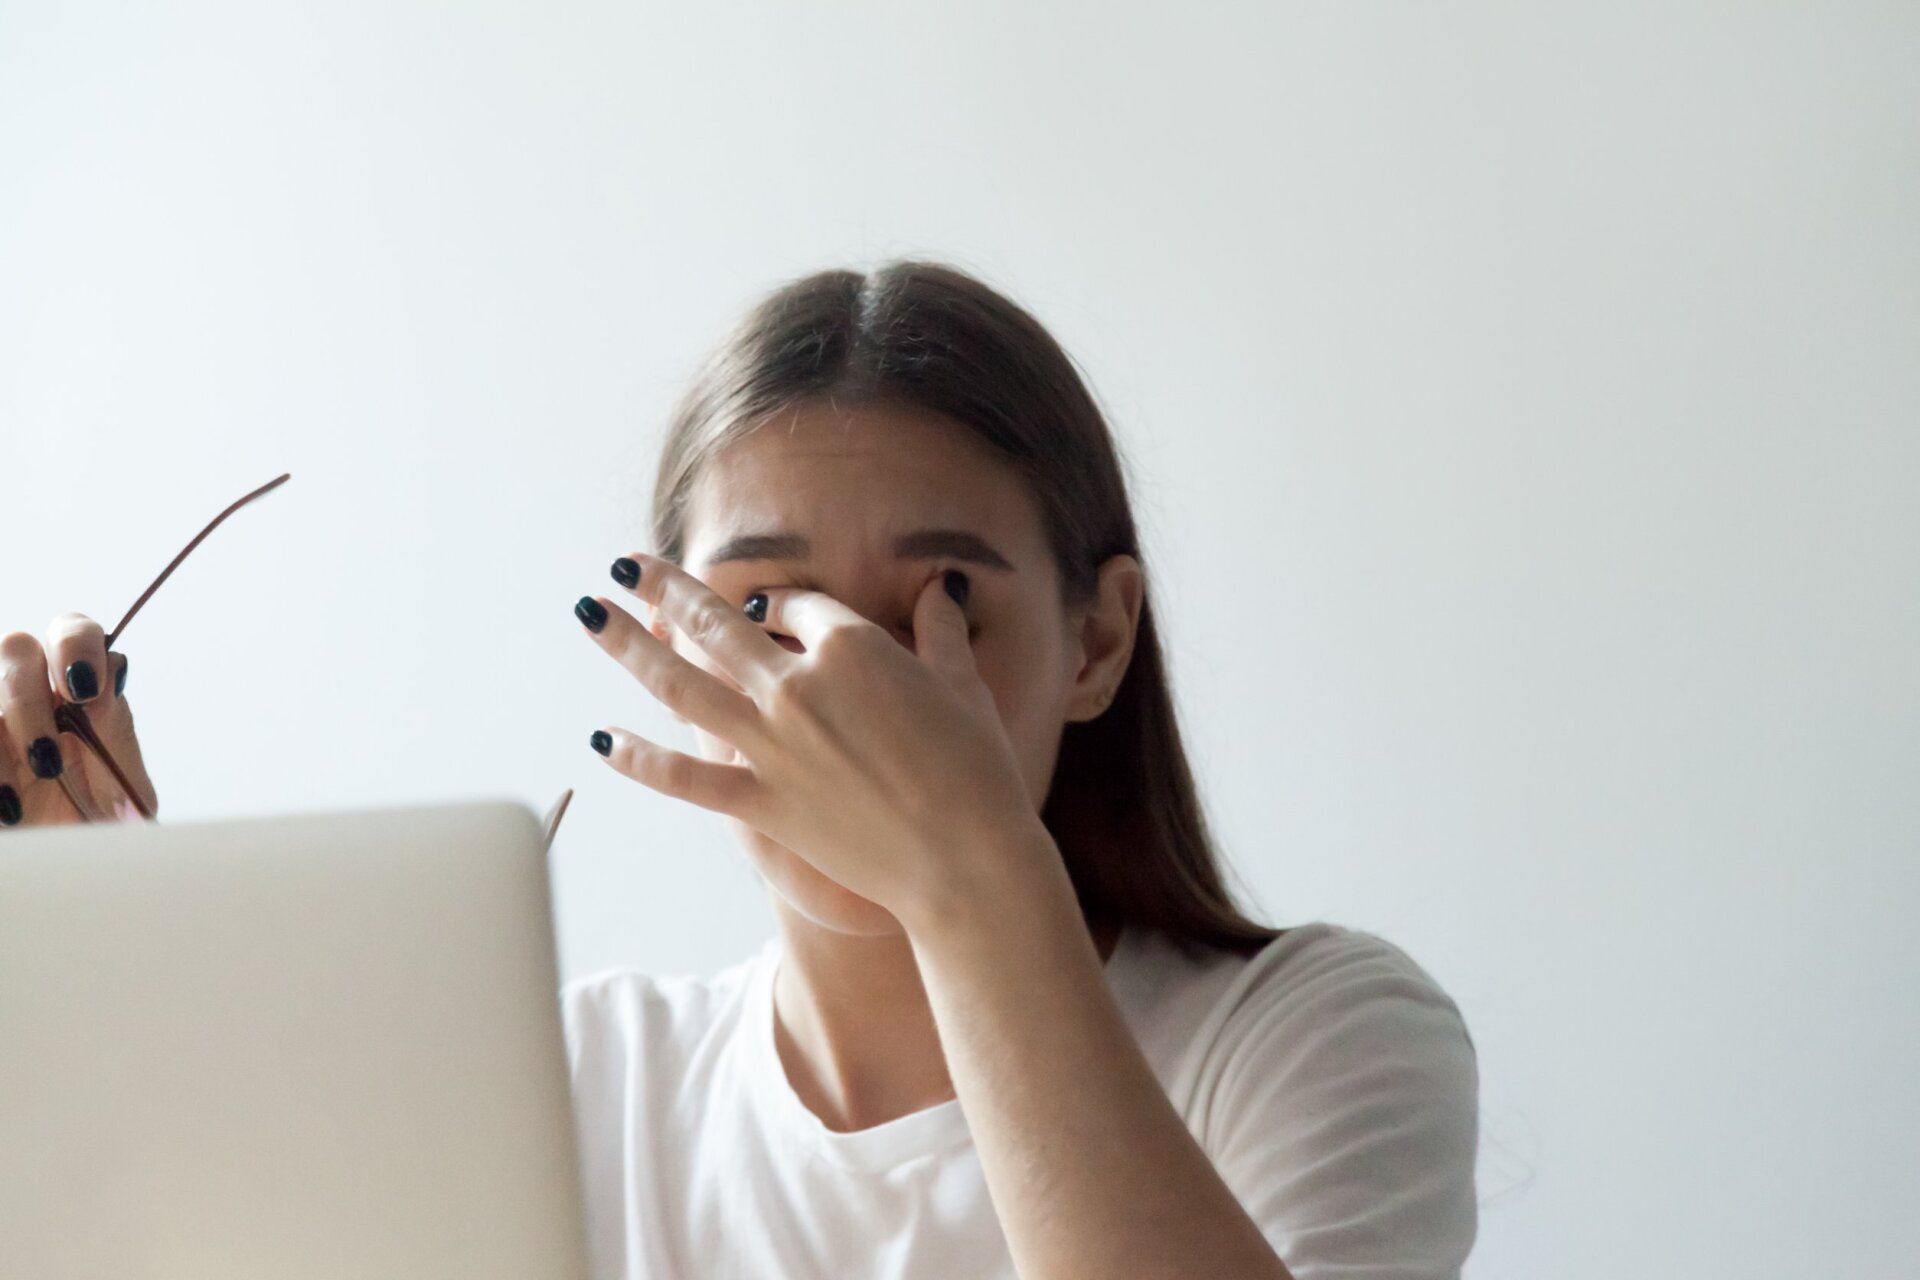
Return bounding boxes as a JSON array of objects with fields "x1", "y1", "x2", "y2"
[{"x1": 746, "y1": 921, "x2": 1137, "y2": 1172}]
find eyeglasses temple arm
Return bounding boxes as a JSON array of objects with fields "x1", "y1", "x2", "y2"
[
  {"x1": 51, "y1": 700, "x2": 147, "y2": 820},
  {"x1": 55, "y1": 471, "x2": 294, "y2": 823},
  {"x1": 105, "y1": 471, "x2": 292, "y2": 650}
]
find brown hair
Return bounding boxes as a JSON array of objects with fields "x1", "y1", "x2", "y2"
[{"x1": 648, "y1": 258, "x2": 1283, "y2": 956}]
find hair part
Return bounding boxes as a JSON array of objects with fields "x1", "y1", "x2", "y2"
[{"x1": 650, "y1": 258, "x2": 1283, "y2": 957}]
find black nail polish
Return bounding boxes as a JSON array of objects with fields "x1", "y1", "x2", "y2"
[
  {"x1": 610, "y1": 557, "x2": 641, "y2": 589},
  {"x1": 575, "y1": 596, "x2": 608, "y2": 633},
  {"x1": 115, "y1": 655, "x2": 128, "y2": 696},
  {"x1": 0, "y1": 784, "x2": 21, "y2": 825},
  {"x1": 943, "y1": 569, "x2": 970, "y2": 609},
  {"x1": 66, "y1": 660, "x2": 99, "y2": 701},
  {"x1": 744, "y1": 593, "x2": 767, "y2": 623},
  {"x1": 589, "y1": 729, "x2": 613, "y2": 756},
  {"x1": 27, "y1": 736, "x2": 63, "y2": 780}
]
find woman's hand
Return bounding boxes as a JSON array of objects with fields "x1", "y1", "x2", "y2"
[
  {"x1": 0, "y1": 614, "x2": 158, "y2": 827},
  {"x1": 574, "y1": 552, "x2": 1048, "y2": 926}
]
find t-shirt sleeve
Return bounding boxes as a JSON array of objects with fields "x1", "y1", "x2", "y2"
[{"x1": 1203, "y1": 930, "x2": 1480, "y2": 1280}]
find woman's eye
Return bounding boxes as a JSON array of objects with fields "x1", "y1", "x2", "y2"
[{"x1": 891, "y1": 620, "x2": 980, "y2": 639}]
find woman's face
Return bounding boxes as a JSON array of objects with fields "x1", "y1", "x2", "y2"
[{"x1": 657, "y1": 398, "x2": 1137, "y2": 939}]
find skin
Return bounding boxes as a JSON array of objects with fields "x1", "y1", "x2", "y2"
[
  {"x1": 676, "y1": 400, "x2": 1122, "y2": 1129},
  {"x1": 580, "y1": 398, "x2": 1294, "y2": 1278},
  {"x1": 1, "y1": 396, "x2": 1291, "y2": 1275},
  {"x1": 0, "y1": 619, "x2": 152, "y2": 827}
]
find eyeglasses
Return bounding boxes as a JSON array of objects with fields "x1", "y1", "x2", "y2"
[{"x1": 52, "y1": 473, "x2": 574, "y2": 854}]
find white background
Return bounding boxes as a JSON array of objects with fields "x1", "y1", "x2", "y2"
[{"x1": 3, "y1": 4, "x2": 1914, "y2": 1276}]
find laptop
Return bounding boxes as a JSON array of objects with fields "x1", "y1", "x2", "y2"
[{"x1": 0, "y1": 798, "x2": 591, "y2": 1280}]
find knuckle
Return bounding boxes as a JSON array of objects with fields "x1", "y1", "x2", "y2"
[
  {"x1": 683, "y1": 597, "x2": 730, "y2": 651},
  {"x1": 654, "y1": 663, "x2": 693, "y2": 710},
  {"x1": 613, "y1": 630, "x2": 647, "y2": 669},
  {"x1": 661, "y1": 750, "x2": 696, "y2": 797},
  {"x1": 762, "y1": 667, "x2": 812, "y2": 717},
  {"x1": 813, "y1": 622, "x2": 876, "y2": 664}
]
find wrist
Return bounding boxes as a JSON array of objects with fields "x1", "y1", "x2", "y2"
[{"x1": 897, "y1": 813, "x2": 1078, "y2": 947}]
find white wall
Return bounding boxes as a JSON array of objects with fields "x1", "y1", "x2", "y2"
[{"x1": 4, "y1": 3, "x2": 1913, "y2": 1276}]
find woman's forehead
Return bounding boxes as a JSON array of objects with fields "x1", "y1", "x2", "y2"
[
  {"x1": 683, "y1": 411, "x2": 1048, "y2": 567},
  {"x1": 709, "y1": 400, "x2": 1012, "y2": 484}
]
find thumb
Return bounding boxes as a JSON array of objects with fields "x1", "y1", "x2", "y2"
[{"x1": 912, "y1": 569, "x2": 976, "y2": 678}]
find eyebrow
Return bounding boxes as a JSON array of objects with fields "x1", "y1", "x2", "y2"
[{"x1": 702, "y1": 528, "x2": 1016, "y2": 572}]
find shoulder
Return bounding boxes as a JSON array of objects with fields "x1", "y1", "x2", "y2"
[
  {"x1": 1165, "y1": 922, "x2": 1480, "y2": 1277},
  {"x1": 1129, "y1": 920, "x2": 1475, "y2": 1076},
  {"x1": 558, "y1": 943, "x2": 765, "y2": 1079},
  {"x1": 1227, "y1": 921, "x2": 1475, "y2": 1054},
  {"x1": 1196, "y1": 921, "x2": 1479, "y2": 1122}
]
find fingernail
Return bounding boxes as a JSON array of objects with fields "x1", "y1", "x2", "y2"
[
  {"x1": 575, "y1": 596, "x2": 608, "y2": 633},
  {"x1": 589, "y1": 729, "x2": 613, "y2": 756},
  {"x1": 66, "y1": 660, "x2": 99, "y2": 701},
  {"x1": 115, "y1": 655, "x2": 128, "y2": 696},
  {"x1": 744, "y1": 593, "x2": 767, "y2": 623},
  {"x1": 27, "y1": 736, "x2": 63, "y2": 780},
  {"x1": 0, "y1": 784, "x2": 21, "y2": 825},
  {"x1": 943, "y1": 569, "x2": 970, "y2": 608},
  {"x1": 610, "y1": 557, "x2": 641, "y2": 589}
]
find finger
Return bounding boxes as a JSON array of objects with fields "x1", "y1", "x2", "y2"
[
  {"x1": 69, "y1": 669, "x2": 159, "y2": 818},
  {"x1": 0, "y1": 712, "x2": 80, "y2": 827},
  {"x1": 54, "y1": 726, "x2": 106, "y2": 820},
  {"x1": 608, "y1": 568, "x2": 690, "y2": 717},
  {"x1": 589, "y1": 725, "x2": 761, "y2": 819},
  {"x1": 611, "y1": 552, "x2": 792, "y2": 698},
  {"x1": 45, "y1": 612, "x2": 109, "y2": 705},
  {"x1": 0, "y1": 715, "x2": 20, "y2": 826},
  {"x1": 575, "y1": 593, "x2": 765, "y2": 748},
  {"x1": 910, "y1": 569, "x2": 978, "y2": 678},
  {"x1": 749, "y1": 585, "x2": 873, "y2": 661},
  {"x1": 0, "y1": 631, "x2": 67, "y2": 785},
  {"x1": 635, "y1": 604, "x2": 690, "y2": 725}
]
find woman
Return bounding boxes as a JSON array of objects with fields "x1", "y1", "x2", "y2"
[{"x1": 0, "y1": 260, "x2": 1479, "y2": 1279}]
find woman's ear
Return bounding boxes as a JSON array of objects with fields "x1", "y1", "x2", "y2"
[{"x1": 1065, "y1": 554, "x2": 1144, "y2": 723}]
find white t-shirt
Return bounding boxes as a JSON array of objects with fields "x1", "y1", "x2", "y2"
[{"x1": 560, "y1": 920, "x2": 1479, "y2": 1280}]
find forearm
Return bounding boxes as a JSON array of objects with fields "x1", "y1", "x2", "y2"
[{"x1": 903, "y1": 821, "x2": 1292, "y2": 1280}]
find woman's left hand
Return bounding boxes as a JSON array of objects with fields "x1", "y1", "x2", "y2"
[{"x1": 574, "y1": 551, "x2": 1048, "y2": 925}]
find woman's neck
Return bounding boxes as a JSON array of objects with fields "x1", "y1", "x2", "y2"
[{"x1": 769, "y1": 901, "x2": 1121, "y2": 1133}]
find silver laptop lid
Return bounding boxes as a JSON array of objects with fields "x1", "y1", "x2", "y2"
[{"x1": 0, "y1": 798, "x2": 590, "y2": 1280}]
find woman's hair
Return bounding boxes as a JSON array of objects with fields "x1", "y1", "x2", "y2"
[{"x1": 649, "y1": 259, "x2": 1283, "y2": 956}]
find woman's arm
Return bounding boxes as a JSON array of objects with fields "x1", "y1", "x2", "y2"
[{"x1": 901, "y1": 816, "x2": 1293, "y2": 1280}]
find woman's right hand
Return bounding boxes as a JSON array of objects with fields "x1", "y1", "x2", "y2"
[{"x1": 1, "y1": 614, "x2": 159, "y2": 828}]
